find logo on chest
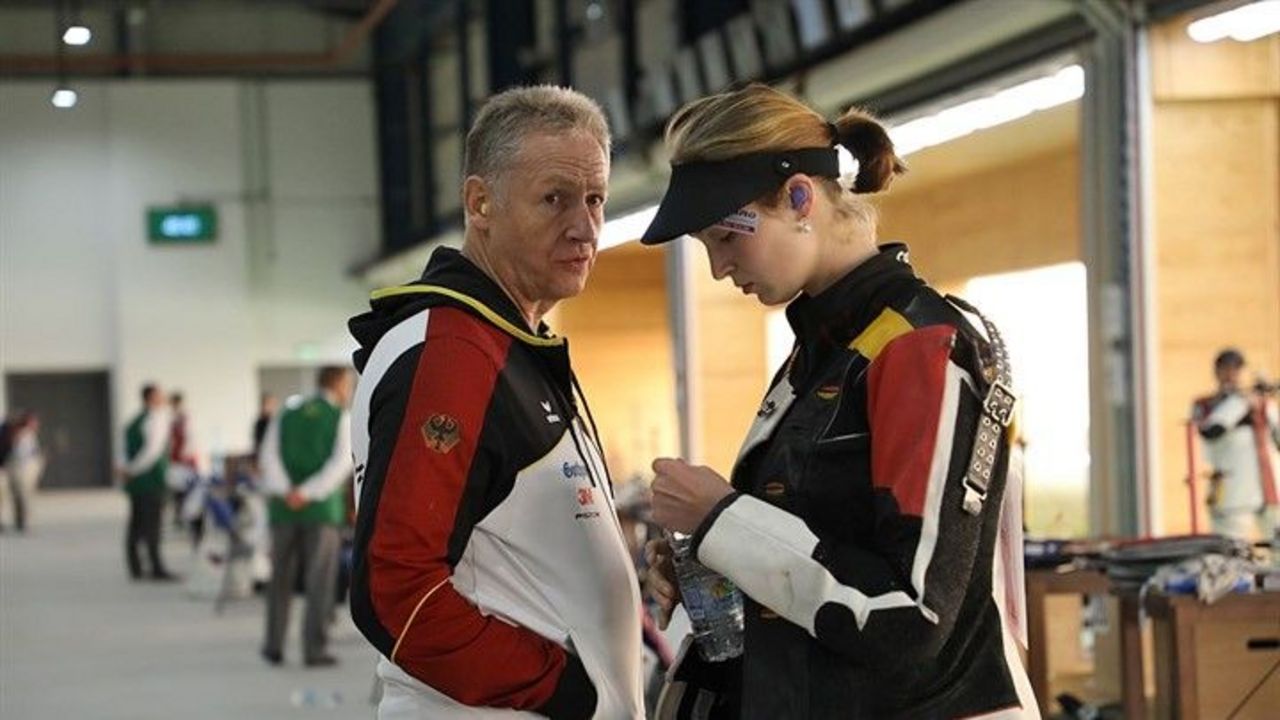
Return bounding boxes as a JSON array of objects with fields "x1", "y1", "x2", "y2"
[
  {"x1": 541, "y1": 401, "x2": 561, "y2": 424},
  {"x1": 421, "y1": 414, "x2": 461, "y2": 454},
  {"x1": 574, "y1": 485, "x2": 601, "y2": 520}
]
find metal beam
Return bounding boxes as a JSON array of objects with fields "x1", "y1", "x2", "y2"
[
  {"x1": 554, "y1": 0, "x2": 572, "y2": 85},
  {"x1": 457, "y1": 0, "x2": 473, "y2": 133},
  {"x1": 0, "y1": 0, "x2": 399, "y2": 75},
  {"x1": 854, "y1": 15, "x2": 1093, "y2": 116},
  {"x1": 1077, "y1": 0, "x2": 1148, "y2": 537}
]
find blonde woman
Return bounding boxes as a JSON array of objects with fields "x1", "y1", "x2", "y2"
[{"x1": 641, "y1": 84, "x2": 1038, "y2": 719}]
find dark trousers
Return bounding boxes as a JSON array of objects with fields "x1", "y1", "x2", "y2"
[
  {"x1": 263, "y1": 523, "x2": 341, "y2": 662},
  {"x1": 126, "y1": 491, "x2": 167, "y2": 578}
]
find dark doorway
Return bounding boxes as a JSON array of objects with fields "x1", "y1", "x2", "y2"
[{"x1": 6, "y1": 371, "x2": 113, "y2": 489}]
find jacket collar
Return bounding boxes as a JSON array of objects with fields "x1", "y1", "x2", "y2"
[
  {"x1": 371, "y1": 247, "x2": 562, "y2": 347},
  {"x1": 783, "y1": 243, "x2": 923, "y2": 378}
]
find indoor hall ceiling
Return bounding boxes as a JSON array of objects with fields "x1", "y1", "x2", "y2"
[
  {"x1": 888, "y1": 101, "x2": 1080, "y2": 194},
  {"x1": 0, "y1": 0, "x2": 420, "y2": 77}
]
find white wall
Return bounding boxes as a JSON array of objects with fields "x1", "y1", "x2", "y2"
[
  {"x1": 251, "y1": 82, "x2": 380, "y2": 367},
  {"x1": 0, "y1": 78, "x2": 379, "y2": 461},
  {"x1": 1, "y1": 83, "x2": 116, "y2": 372}
]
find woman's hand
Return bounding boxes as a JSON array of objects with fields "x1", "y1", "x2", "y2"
[
  {"x1": 644, "y1": 537, "x2": 680, "y2": 630},
  {"x1": 650, "y1": 458, "x2": 734, "y2": 535}
]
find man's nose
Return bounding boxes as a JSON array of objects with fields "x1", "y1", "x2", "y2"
[{"x1": 565, "y1": 202, "x2": 600, "y2": 245}]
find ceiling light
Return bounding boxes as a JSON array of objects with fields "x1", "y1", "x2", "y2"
[
  {"x1": 1188, "y1": 1, "x2": 1280, "y2": 43},
  {"x1": 62, "y1": 24, "x2": 92, "y2": 46},
  {"x1": 600, "y1": 205, "x2": 658, "y2": 251},
  {"x1": 838, "y1": 64, "x2": 1084, "y2": 170},
  {"x1": 51, "y1": 87, "x2": 78, "y2": 109}
]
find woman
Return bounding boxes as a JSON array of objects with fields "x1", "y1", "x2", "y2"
[{"x1": 640, "y1": 84, "x2": 1037, "y2": 719}]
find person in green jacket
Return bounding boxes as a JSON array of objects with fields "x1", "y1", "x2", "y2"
[
  {"x1": 258, "y1": 366, "x2": 354, "y2": 668},
  {"x1": 121, "y1": 383, "x2": 176, "y2": 581}
]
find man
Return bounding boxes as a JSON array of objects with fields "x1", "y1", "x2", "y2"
[
  {"x1": 122, "y1": 384, "x2": 176, "y2": 580},
  {"x1": 167, "y1": 392, "x2": 195, "y2": 528},
  {"x1": 348, "y1": 86, "x2": 643, "y2": 719},
  {"x1": 3, "y1": 412, "x2": 44, "y2": 533},
  {"x1": 1192, "y1": 348, "x2": 1279, "y2": 539},
  {"x1": 252, "y1": 392, "x2": 279, "y2": 460},
  {"x1": 258, "y1": 366, "x2": 354, "y2": 668}
]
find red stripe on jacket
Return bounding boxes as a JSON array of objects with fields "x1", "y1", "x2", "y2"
[
  {"x1": 866, "y1": 325, "x2": 957, "y2": 518},
  {"x1": 368, "y1": 306, "x2": 569, "y2": 709}
]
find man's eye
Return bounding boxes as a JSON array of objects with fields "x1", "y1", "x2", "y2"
[
  {"x1": 544, "y1": 193, "x2": 561, "y2": 205},
  {"x1": 587, "y1": 194, "x2": 606, "y2": 207}
]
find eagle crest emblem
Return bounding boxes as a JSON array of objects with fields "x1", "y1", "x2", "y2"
[{"x1": 422, "y1": 414, "x2": 461, "y2": 454}]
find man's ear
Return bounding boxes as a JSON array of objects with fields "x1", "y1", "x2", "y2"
[{"x1": 463, "y1": 176, "x2": 493, "y2": 231}]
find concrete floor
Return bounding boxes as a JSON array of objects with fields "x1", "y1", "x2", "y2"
[{"x1": 0, "y1": 490, "x2": 379, "y2": 719}]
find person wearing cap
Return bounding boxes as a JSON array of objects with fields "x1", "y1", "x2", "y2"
[
  {"x1": 1192, "y1": 348, "x2": 1279, "y2": 540},
  {"x1": 640, "y1": 84, "x2": 1038, "y2": 719}
]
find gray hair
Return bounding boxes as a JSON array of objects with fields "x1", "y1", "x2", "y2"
[{"x1": 463, "y1": 86, "x2": 611, "y2": 192}]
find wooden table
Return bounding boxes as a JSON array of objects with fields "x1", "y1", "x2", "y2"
[
  {"x1": 1026, "y1": 567, "x2": 1148, "y2": 718},
  {"x1": 1025, "y1": 567, "x2": 1112, "y2": 716},
  {"x1": 1116, "y1": 591, "x2": 1146, "y2": 720},
  {"x1": 1145, "y1": 592, "x2": 1280, "y2": 720}
]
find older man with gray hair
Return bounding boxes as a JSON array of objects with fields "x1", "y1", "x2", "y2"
[{"x1": 348, "y1": 86, "x2": 643, "y2": 719}]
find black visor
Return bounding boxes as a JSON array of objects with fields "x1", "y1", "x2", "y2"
[{"x1": 640, "y1": 147, "x2": 840, "y2": 245}]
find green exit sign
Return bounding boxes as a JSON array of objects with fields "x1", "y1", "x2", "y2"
[{"x1": 148, "y1": 206, "x2": 217, "y2": 243}]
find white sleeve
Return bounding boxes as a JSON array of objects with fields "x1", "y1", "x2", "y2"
[
  {"x1": 296, "y1": 411, "x2": 353, "y2": 502},
  {"x1": 13, "y1": 432, "x2": 39, "y2": 462},
  {"x1": 125, "y1": 412, "x2": 170, "y2": 476},
  {"x1": 256, "y1": 414, "x2": 291, "y2": 497},
  {"x1": 1202, "y1": 393, "x2": 1250, "y2": 431}
]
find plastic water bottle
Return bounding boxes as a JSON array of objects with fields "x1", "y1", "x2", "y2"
[
  {"x1": 290, "y1": 688, "x2": 343, "y2": 709},
  {"x1": 668, "y1": 532, "x2": 744, "y2": 661}
]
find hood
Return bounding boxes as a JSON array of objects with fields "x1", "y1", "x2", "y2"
[{"x1": 348, "y1": 247, "x2": 561, "y2": 372}]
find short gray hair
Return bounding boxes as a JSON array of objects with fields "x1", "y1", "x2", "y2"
[{"x1": 463, "y1": 86, "x2": 611, "y2": 189}]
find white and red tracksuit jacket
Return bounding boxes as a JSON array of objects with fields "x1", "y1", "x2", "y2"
[{"x1": 348, "y1": 248, "x2": 643, "y2": 719}]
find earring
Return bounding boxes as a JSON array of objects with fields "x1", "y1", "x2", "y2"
[{"x1": 798, "y1": 219, "x2": 812, "y2": 234}]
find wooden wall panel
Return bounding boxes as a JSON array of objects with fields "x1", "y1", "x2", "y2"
[
  {"x1": 1151, "y1": 98, "x2": 1280, "y2": 534},
  {"x1": 552, "y1": 244, "x2": 680, "y2": 481},
  {"x1": 875, "y1": 145, "x2": 1082, "y2": 286},
  {"x1": 1150, "y1": 18, "x2": 1280, "y2": 101},
  {"x1": 693, "y1": 260, "x2": 771, "y2": 476}
]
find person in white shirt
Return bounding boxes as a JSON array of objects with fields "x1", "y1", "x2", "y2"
[
  {"x1": 121, "y1": 384, "x2": 175, "y2": 580},
  {"x1": 3, "y1": 411, "x2": 44, "y2": 533},
  {"x1": 1193, "y1": 349, "x2": 1279, "y2": 540},
  {"x1": 257, "y1": 366, "x2": 354, "y2": 668}
]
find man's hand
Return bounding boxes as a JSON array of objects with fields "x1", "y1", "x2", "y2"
[
  {"x1": 114, "y1": 467, "x2": 128, "y2": 485},
  {"x1": 644, "y1": 537, "x2": 680, "y2": 630},
  {"x1": 285, "y1": 489, "x2": 307, "y2": 511},
  {"x1": 650, "y1": 458, "x2": 733, "y2": 535}
]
